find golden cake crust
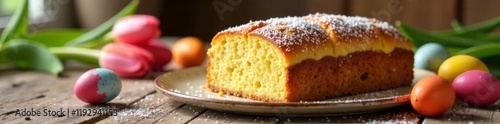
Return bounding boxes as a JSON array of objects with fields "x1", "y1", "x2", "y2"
[
  {"x1": 213, "y1": 14, "x2": 413, "y2": 66},
  {"x1": 207, "y1": 13, "x2": 414, "y2": 102},
  {"x1": 304, "y1": 13, "x2": 412, "y2": 57},
  {"x1": 212, "y1": 17, "x2": 334, "y2": 66}
]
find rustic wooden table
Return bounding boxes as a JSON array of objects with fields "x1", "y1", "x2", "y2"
[{"x1": 1, "y1": 38, "x2": 499, "y2": 124}]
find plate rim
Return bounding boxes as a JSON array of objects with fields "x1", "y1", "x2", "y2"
[{"x1": 153, "y1": 66, "x2": 418, "y2": 107}]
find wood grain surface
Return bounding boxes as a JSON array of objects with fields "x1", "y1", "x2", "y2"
[{"x1": 1, "y1": 38, "x2": 499, "y2": 124}]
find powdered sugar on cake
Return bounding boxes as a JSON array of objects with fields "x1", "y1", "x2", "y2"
[
  {"x1": 252, "y1": 17, "x2": 328, "y2": 52},
  {"x1": 306, "y1": 13, "x2": 406, "y2": 42},
  {"x1": 223, "y1": 21, "x2": 266, "y2": 34},
  {"x1": 310, "y1": 14, "x2": 375, "y2": 40},
  {"x1": 217, "y1": 13, "x2": 408, "y2": 52}
]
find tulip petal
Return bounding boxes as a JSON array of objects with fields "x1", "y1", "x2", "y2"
[
  {"x1": 99, "y1": 43, "x2": 154, "y2": 78},
  {"x1": 102, "y1": 43, "x2": 154, "y2": 67},
  {"x1": 100, "y1": 53, "x2": 142, "y2": 73},
  {"x1": 112, "y1": 15, "x2": 160, "y2": 46},
  {"x1": 143, "y1": 40, "x2": 172, "y2": 69}
]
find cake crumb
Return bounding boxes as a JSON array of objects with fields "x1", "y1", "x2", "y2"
[
  {"x1": 218, "y1": 91, "x2": 224, "y2": 97},
  {"x1": 200, "y1": 85, "x2": 207, "y2": 89}
]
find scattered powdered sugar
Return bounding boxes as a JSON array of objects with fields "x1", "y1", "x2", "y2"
[
  {"x1": 113, "y1": 94, "x2": 166, "y2": 121},
  {"x1": 217, "y1": 13, "x2": 407, "y2": 54},
  {"x1": 310, "y1": 13, "x2": 408, "y2": 42},
  {"x1": 114, "y1": 106, "x2": 165, "y2": 118},
  {"x1": 374, "y1": 21, "x2": 407, "y2": 41},
  {"x1": 307, "y1": 13, "x2": 404, "y2": 42},
  {"x1": 252, "y1": 16, "x2": 328, "y2": 52},
  {"x1": 222, "y1": 20, "x2": 266, "y2": 34},
  {"x1": 278, "y1": 113, "x2": 417, "y2": 123},
  {"x1": 308, "y1": 13, "x2": 376, "y2": 40},
  {"x1": 364, "y1": 119, "x2": 415, "y2": 124}
]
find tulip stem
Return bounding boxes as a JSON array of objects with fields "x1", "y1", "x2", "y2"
[
  {"x1": 80, "y1": 32, "x2": 115, "y2": 49},
  {"x1": 49, "y1": 47, "x2": 101, "y2": 67}
]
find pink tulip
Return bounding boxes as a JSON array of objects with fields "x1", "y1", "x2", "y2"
[
  {"x1": 112, "y1": 15, "x2": 161, "y2": 46},
  {"x1": 140, "y1": 40, "x2": 172, "y2": 70},
  {"x1": 99, "y1": 43, "x2": 154, "y2": 78}
]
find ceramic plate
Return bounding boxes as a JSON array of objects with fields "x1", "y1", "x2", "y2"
[{"x1": 154, "y1": 66, "x2": 435, "y2": 116}]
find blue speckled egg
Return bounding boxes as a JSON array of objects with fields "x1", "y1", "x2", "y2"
[
  {"x1": 414, "y1": 43, "x2": 450, "y2": 72},
  {"x1": 74, "y1": 68, "x2": 122, "y2": 104}
]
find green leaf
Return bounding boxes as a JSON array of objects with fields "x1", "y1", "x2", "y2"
[
  {"x1": 396, "y1": 21, "x2": 496, "y2": 48},
  {"x1": 77, "y1": 32, "x2": 114, "y2": 49},
  {"x1": 65, "y1": 0, "x2": 139, "y2": 47},
  {"x1": 0, "y1": 39, "x2": 63, "y2": 75},
  {"x1": 27, "y1": 29, "x2": 87, "y2": 47},
  {"x1": 452, "y1": 16, "x2": 500, "y2": 36},
  {"x1": 456, "y1": 43, "x2": 500, "y2": 59},
  {"x1": 450, "y1": 20, "x2": 464, "y2": 32},
  {"x1": 446, "y1": 47, "x2": 465, "y2": 55},
  {"x1": 480, "y1": 56, "x2": 500, "y2": 79},
  {"x1": 49, "y1": 47, "x2": 101, "y2": 67},
  {"x1": 0, "y1": 0, "x2": 29, "y2": 48}
]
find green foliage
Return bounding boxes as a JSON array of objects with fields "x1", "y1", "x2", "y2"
[
  {"x1": 397, "y1": 17, "x2": 500, "y2": 78},
  {"x1": 0, "y1": 0, "x2": 28, "y2": 47},
  {"x1": 27, "y1": 29, "x2": 87, "y2": 47},
  {"x1": 1, "y1": 39, "x2": 63, "y2": 74},
  {"x1": 0, "y1": 0, "x2": 140, "y2": 75}
]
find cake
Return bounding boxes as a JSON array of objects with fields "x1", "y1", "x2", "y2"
[{"x1": 206, "y1": 13, "x2": 414, "y2": 102}]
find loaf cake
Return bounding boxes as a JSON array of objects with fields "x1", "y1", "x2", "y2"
[{"x1": 206, "y1": 13, "x2": 414, "y2": 102}]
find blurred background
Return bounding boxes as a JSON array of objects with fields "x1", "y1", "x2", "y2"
[{"x1": 0, "y1": 0, "x2": 499, "y2": 42}]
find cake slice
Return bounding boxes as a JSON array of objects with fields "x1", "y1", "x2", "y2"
[{"x1": 206, "y1": 14, "x2": 414, "y2": 102}]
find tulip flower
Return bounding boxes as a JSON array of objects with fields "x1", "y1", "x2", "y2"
[
  {"x1": 99, "y1": 43, "x2": 154, "y2": 78},
  {"x1": 140, "y1": 40, "x2": 173, "y2": 70},
  {"x1": 112, "y1": 15, "x2": 161, "y2": 46}
]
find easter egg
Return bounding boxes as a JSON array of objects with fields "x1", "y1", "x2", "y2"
[
  {"x1": 438, "y1": 55, "x2": 489, "y2": 82},
  {"x1": 411, "y1": 75, "x2": 455, "y2": 116},
  {"x1": 172, "y1": 37, "x2": 206, "y2": 67},
  {"x1": 414, "y1": 43, "x2": 450, "y2": 72},
  {"x1": 74, "y1": 68, "x2": 122, "y2": 104},
  {"x1": 453, "y1": 70, "x2": 500, "y2": 107}
]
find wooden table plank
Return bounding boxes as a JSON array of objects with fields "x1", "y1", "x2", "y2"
[
  {"x1": 285, "y1": 104, "x2": 421, "y2": 123},
  {"x1": 33, "y1": 81, "x2": 156, "y2": 123},
  {"x1": 0, "y1": 70, "x2": 23, "y2": 86},
  {"x1": 128, "y1": 96, "x2": 185, "y2": 123},
  {"x1": 1, "y1": 71, "x2": 80, "y2": 118},
  {"x1": 0, "y1": 69, "x2": 157, "y2": 123},
  {"x1": 0, "y1": 72, "x2": 60, "y2": 107},
  {"x1": 493, "y1": 101, "x2": 500, "y2": 123},
  {"x1": 0, "y1": 62, "x2": 97, "y2": 110},
  {"x1": 423, "y1": 108, "x2": 492, "y2": 123},
  {"x1": 423, "y1": 101, "x2": 500, "y2": 123},
  {"x1": 1, "y1": 72, "x2": 80, "y2": 123},
  {"x1": 96, "y1": 93, "x2": 184, "y2": 123},
  {"x1": 155, "y1": 104, "x2": 206, "y2": 124},
  {"x1": 486, "y1": 101, "x2": 500, "y2": 123},
  {"x1": 188, "y1": 110, "x2": 280, "y2": 124},
  {"x1": 0, "y1": 37, "x2": 204, "y2": 124}
]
